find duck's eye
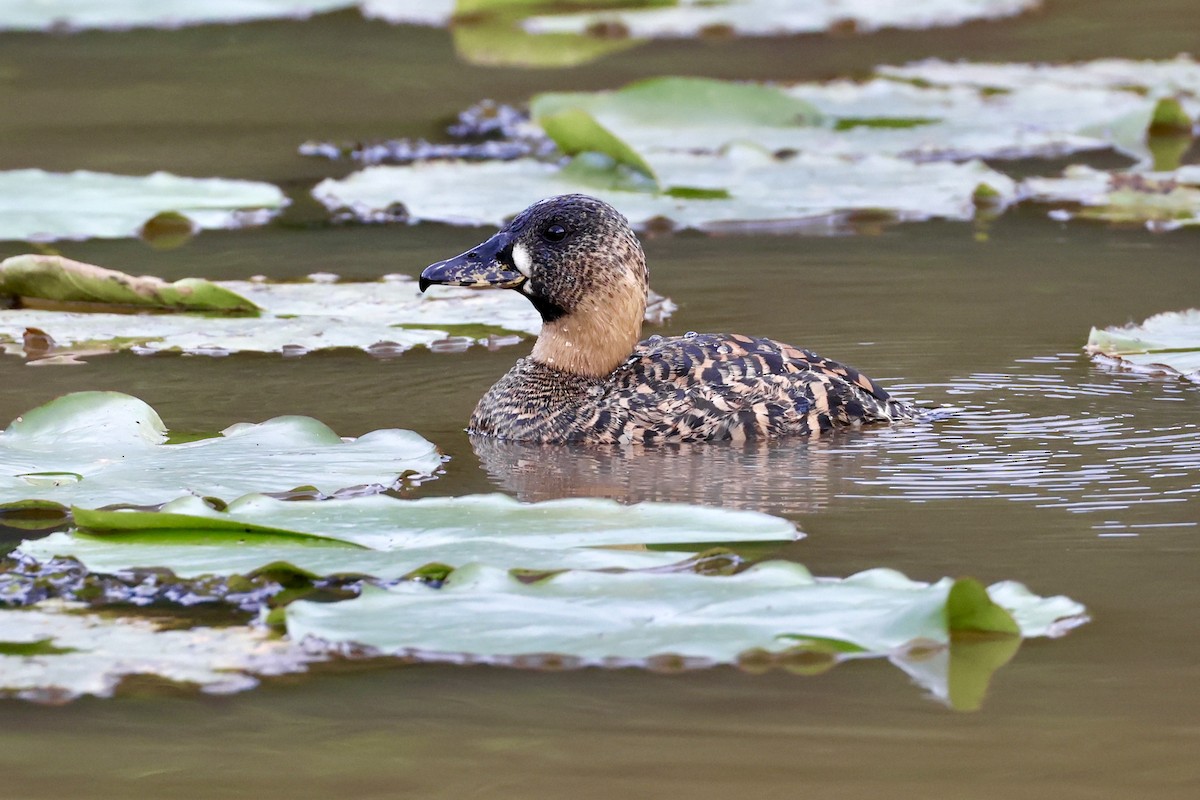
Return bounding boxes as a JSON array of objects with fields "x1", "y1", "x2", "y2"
[{"x1": 542, "y1": 223, "x2": 568, "y2": 243}]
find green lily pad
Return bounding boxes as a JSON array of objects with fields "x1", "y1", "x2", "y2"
[
  {"x1": 17, "y1": 492, "x2": 799, "y2": 577},
  {"x1": 0, "y1": 601, "x2": 317, "y2": 703},
  {"x1": 520, "y1": 0, "x2": 1040, "y2": 39},
  {"x1": 1086, "y1": 309, "x2": 1200, "y2": 382},
  {"x1": 0, "y1": 255, "x2": 259, "y2": 314},
  {"x1": 534, "y1": 72, "x2": 1188, "y2": 164},
  {"x1": 284, "y1": 560, "x2": 1086, "y2": 666},
  {"x1": 538, "y1": 108, "x2": 658, "y2": 183},
  {"x1": 0, "y1": 257, "x2": 673, "y2": 359},
  {"x1": 0, "y1": 392, "x2": 441, "y2": 511},
  {"x1": 0, "y1": 170, "x2": 288, "y2": 243},
  {"x1": 532, "y1": 76, "x2": 823, "y2": 131}
]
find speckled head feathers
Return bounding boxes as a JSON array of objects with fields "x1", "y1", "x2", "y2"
[{"x1": 420, "y1": 194, "x2": 648, "y2": 325}]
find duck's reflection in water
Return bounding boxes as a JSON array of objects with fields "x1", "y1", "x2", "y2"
[{"x1": 470, "y1": 433, "x2": 868, "y2": 516}]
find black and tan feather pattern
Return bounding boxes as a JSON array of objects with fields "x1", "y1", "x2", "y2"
[
  {"x1": 420, "y1": 194, "x2": 921, "y2": 445},
  {"x1": 469, "y1": 333, "x2": 918, "y2": 444}
]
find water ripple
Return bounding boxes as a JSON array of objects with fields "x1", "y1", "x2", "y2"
[{"x1": 471, "y1": 353, "x2": 1199, "y2": 529}]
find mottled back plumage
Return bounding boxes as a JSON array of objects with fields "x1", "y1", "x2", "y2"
[{"x1": 421, "y1": 194, "x2": 921, "y2": 445}]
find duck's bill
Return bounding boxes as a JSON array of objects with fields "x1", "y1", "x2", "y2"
[{"x1": 419, "y1": 233, "x2": 526, "y2": 292}]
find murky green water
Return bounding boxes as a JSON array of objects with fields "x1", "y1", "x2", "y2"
[{"x1": 2, "y1": 3, "x2": 1199, "y2": 797}]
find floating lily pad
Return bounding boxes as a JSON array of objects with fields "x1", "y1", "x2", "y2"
[
  {"x1": 0, "y1": 256, "x2": 673, "y2": 359},
  {"x1": 532, "y1": 72, "x2": 1189, "y2": 165},
  {"x1": 314, "y1": 146, "x2": 1015, "y2": 231},
  {"x1": 285, "y1": 560, "x2": 1086, "y2": 668},
  {"x1": 520, "y1": 0, "x2": 1040, "y2": 39},
  {"x1": 0, "y1": 255, "x2": 259, "y2": 314},
  {"x1": 880, "y1": 56, "x2": 1200, "y2": 99},
  {"x1": 315, "y1": 59, "x2": 1200, "y2": 230},
  {"x1": 1086, "y1": 309, "x2": 1200, "y2": 382},
  {"x1": 0, "y1": 601, "x2": 317, "y2": 703},
  {"x1": 1023, "y1": 166, "x2": 1200, "y2": 231},
  {"x1": 0, "y1": 392, "x2": 441, "y2": 511},
  {"x1": 16, "y1": 492, "x2": 799, "y2": 577},
  {"x1": 0, "y1": 170, "x2": 288, "y2": 243},
  {"x1": 0, "y1": 0, "x2": 363, "y2": 30}
]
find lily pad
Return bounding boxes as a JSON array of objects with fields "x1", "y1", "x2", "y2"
[
  {"x1": 284, "y1": 560, "x2": 1086, "y2": 666},
  {"x1": 16, "y1": 492, "x2": 800, "y2": 577},
  {"x1": 520, "y1": 0, "x2": 1041, "y2": 39},
  {"x1": 0, "y1": 255, "x2": 259, "y2": 314},
  {"x1": 0, "y1": 601, "x2": 317, "y2": 703},
  {"x1": 1086, "y1": 309, "x2": 1200, "y2": 382},
  {"x1": 316, "y1": 59, "x2": 1200, "y2": 230},
  {"x1": 0, "y1": 257, "x2": 673, "y2": 359},
  {"x1": 0, "y1": 0, "x2": 364, "y2": 30},
  {"x1": 0, "y1": 392, "x2": 441, "y2": 511},
  {"x1": 0, "y1": 170, "x2": 288, "y2": 243},
  {"x1": 532, "y1": 72, "x2": 1189, "y2": 165},
  {"x1": 314, "y1": 146, "x2": 1016, "y2": 231},
  {"x1": 1023, "y1": 165, "x2": 1200, "y2": 231}
]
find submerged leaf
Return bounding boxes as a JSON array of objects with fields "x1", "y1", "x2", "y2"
[
  {"x1": 18, "y1": 492, "x2": 799, "y2": 577},
  {"x1": 0, "y1": 170, "x2": 287, "y2": 243},
  {"x1": 0, "y1": 255, "x2": 259, "y2": 314},
  {"x1": 0, "y1": 601, "x2": 317, "y2": 703},
  {"x1": 1086, "y1": 309, "x2": 1200, "y2": 382},
  {"x1": 0, "y1": 392, "x2": 441, "y2": 510}
]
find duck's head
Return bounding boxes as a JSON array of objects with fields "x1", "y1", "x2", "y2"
[{"x1": 420, "y1": 194, "x2": 649, "y2": 378}]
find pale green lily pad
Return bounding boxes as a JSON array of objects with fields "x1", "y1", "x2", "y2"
[
  {"x1": 0, "y1": 392, "x2": 441, "y2": 510},
  {"x1": 284, "y1": 560, "x2": 1087, "y2": 665},
  {"x1": 16, "y1": 492, "x2": 800, "y2": 576},
  {"x1": 521, "y1": 0, "x2": 1039, "y2": 38},
  {"x1": 313, "y1": 146, "x2": 1015, "y2": 231},
  {"x1": 0, "y1": 0, "x2": 351, "y2": 30},
  {"x1": 0, "y1": 601, "x2": 318, "y2": 703},
  {"x1": 1086, "y1": 309, "x2": 1200, "y2": 382},
  {"x1": 0, "y1": 255, "x2": 260, "y2": 314},
  {"x1": 315, "y1": 59, "x2": 1200, "y2": 229},
  {"x1": 880, "y1": 56, "x2": 1200, "y2": 99},
  {"x1": 1024, "y1": 165, "x2": 1200, "y2": 231},
  {"x1": 0, "y1": 256, "x2": 673, "y2": 358},
  {"x1": 532, "y1": 72, "x2": 1189, "y2": 165},
  {"x1": 0, "y1": 170, "x2": 288, "y2": 243}
]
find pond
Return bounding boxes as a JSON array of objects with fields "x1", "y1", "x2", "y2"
[{"x1": 1, "y1": 2, "x2": 1199, "y2": 797}]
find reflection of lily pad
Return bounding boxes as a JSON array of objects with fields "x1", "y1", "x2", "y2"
[
  {"x1": 17, "y1": 492, "x2": 799, "y2": 576},
  {"x1": 0, "y1": 257, "x2": 673, "y2": 359},
  {"x1": 0, "y1": 601, "x2": 317, "y2": 703},
  {"x1": 285, "y1": 561, "x2": 1086, "y2": 668},
  {"x1": 0, "y1": 170, "x2": 287, "y2": 243},
  {"x1": 1024, "y1": 166, "x2": 1200, "y2": 231},
  {"x1": 0, "y1": 255, "x2": 259, "y2": 314},
  {"x1": 1086, "y1": 309, "x2": 1200, "y2": 382},
  {"x1": 0, "y1": 392, "x2": 441, "y2": 511},
  {"x1": 521, "y1": 0, "x2": 1041, "y2": 38}
]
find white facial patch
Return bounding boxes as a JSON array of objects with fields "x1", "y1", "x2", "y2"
[{"x1": 512, "y1": 242, "x2": 533, "y2": 278}]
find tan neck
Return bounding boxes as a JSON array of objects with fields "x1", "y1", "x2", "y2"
[{"x1": 530, "y1": 273, "x2": 646, "y2": 379}]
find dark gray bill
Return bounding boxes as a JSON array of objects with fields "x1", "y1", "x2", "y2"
[{"x1": 419, "y1": 232, "x2": 525, "y2": 292}]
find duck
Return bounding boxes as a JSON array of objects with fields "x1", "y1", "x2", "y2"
[{"x1": 419, "y1": 194, "x2": 919, "y2": 444}]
